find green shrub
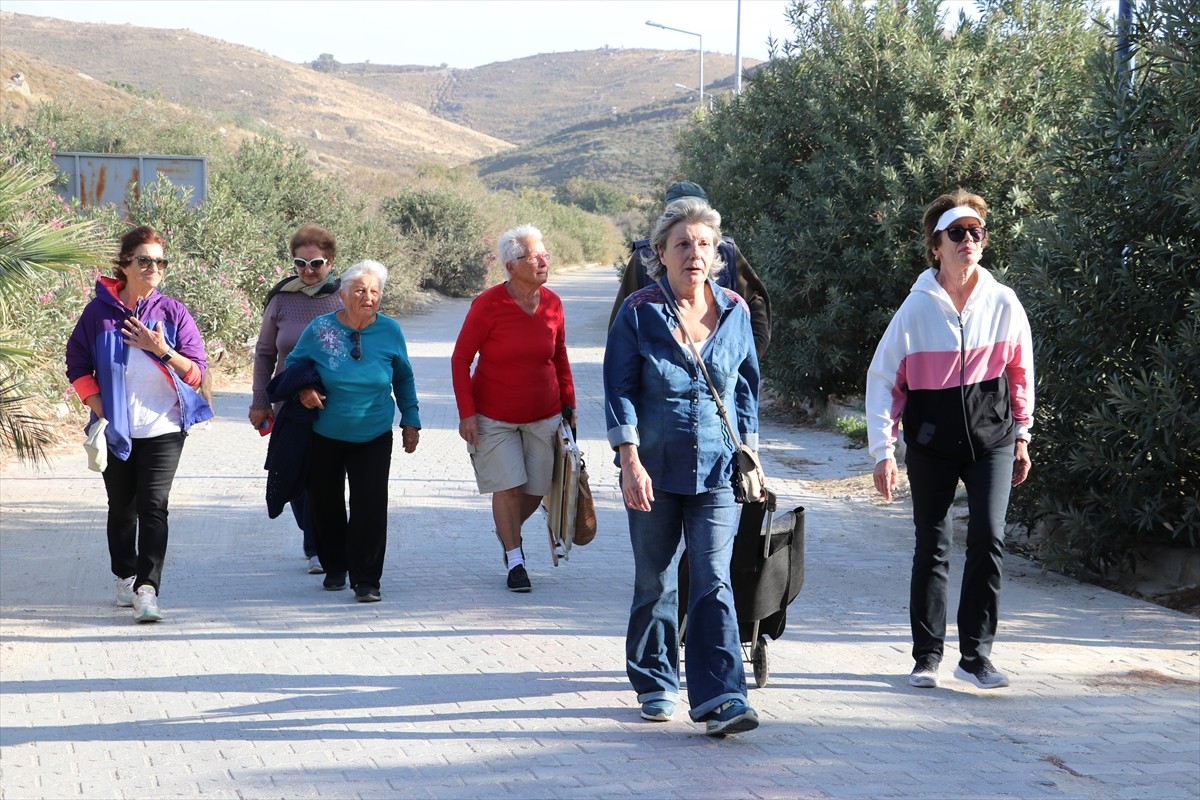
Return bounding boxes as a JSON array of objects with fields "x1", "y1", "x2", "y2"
[
  {"x1": 834, "y1": 415, "x2": 868, "y2": 447},
  {"x1": 382, "y1": 186, "x2": 490, "y2": 296},
  {"x1": 1008, "y1": 0, "x2": 1200, "y2": 566},
  {"x1": 557, "y1": 177, "x2": 633, "y2": 215},
  {"x1": 212, "y1": 134, "x2": 413, "y2": 309},
  {"x1": 0, "y1": 164, "x2": 109, "y2": 463},
  {"x1": 677, "y1": 0, "x2": 1103, "y2": 407}
]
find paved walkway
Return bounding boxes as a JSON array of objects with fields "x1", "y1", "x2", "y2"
[{"x1": 1, "y1": 266, "x2": 1197, "y2": 800}]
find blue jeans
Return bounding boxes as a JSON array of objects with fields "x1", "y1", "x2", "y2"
[
  {"x1": 906, "y1": 443, "x2": 1014, "y2": 663},
  {"x1": 626, "y1": 485, "x2": 747, "y2": 721}
]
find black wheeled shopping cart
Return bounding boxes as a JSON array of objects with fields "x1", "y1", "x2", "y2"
[{"x1": 679, "y1": 489, "x2": 805, "y2": 688}]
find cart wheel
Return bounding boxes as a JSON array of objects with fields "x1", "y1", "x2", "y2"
[{"x1": 752, "y1": 636, "x2": 769, "y2": 688}]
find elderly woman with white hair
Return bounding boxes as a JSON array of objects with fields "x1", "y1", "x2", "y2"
[
  {"x1": 285, "y1": 259, "x2": 421, "y2": 603},
  {"x1": 451, "y1": 224, "x2": 576, "y2": 593}
]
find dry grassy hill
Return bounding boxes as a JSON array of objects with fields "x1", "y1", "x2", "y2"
[
  {"x1": 1, "y1": 11, "x2": 511, "y2": 175},
  {"x1": 2, "y1": 11, "x2": 761, "y2": 200},
  {"x1": 337, "y1": 49, "x2": 755, "y2": 146}
]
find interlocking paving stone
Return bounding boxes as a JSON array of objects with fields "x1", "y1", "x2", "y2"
[{"x1": 2, "y1": 266, "x2": 1197, "y2": 799}]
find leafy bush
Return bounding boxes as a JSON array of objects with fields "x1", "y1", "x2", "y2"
[
  {"x1": 677, "y1": 0, "x2": 1103, "y2": 407},
  {"x1": 0, "y1": 156, "x2": 108, "y2": 462},
  {"x1": 1008, "y1": 0, "x2": 1200, "y2": 566},
  {"x1": 211, "y1": 135, "x2": 414, "y2": 311},
  {"x1": 556, "y1": 177, "x2": 633, "y2": 215},
  {"x1": 834, "y1": 415, "x2": 868, "y2": 447},
  {"x1": 382, "y1": 186, "x2": 490, "y2": 296}
]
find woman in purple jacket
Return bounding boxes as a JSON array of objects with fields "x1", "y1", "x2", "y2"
[{"x1": 65, "y1": 226, "x2": 212, "y2": 623}]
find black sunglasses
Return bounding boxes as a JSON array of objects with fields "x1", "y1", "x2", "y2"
[
  {"x1": 944, "y1": 226, "x2": 986, "y2": 243},
  {"x1": 131, "y1": 255, "x2": 169, "y2": 269},
  {"x1": 348, "y1": 330, "x2": 361, "y2": 361},
  {"x1": 294, "y1": 257, "x2": 329, "y2": 270}
]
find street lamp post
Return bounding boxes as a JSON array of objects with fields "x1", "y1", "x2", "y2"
[{"x1": 646, "y1": 20, "x2": 703, "y2": 109}]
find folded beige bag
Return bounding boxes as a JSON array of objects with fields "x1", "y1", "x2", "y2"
[{"x1": 83, "y1": 418, "x2": 108, "y2": 473}]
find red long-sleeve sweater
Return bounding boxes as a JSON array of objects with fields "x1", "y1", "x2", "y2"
[{"x1": 451, "y1": 283, "x2": 576, "y2": 424}]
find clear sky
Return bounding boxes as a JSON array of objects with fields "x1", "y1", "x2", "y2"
[{"x1": 5, "y1": 0, "x2": 806, "y2": 68}]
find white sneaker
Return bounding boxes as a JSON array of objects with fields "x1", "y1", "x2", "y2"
[
  {"x1": 115, "y1": 576, "x2": 136, "y2": 607},
  {"x1": 306, "y1": 555, "x2": 325, "y2": 574},
  {"x1": 133, "y1": 585, "x2": 162, "y2": 623}
]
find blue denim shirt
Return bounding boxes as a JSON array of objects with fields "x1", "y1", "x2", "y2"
[{"x1": 604, "y1": 278, "x2": 760, "y2": 495}]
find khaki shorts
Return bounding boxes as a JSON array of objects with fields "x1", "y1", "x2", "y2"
[{"x1": 468, "y1": 413, "x2": 560, "y2": 495}]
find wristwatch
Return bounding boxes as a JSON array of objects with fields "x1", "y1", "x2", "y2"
[{"x1": 157, "y1": 349, "x2": 175, "y2": 363}]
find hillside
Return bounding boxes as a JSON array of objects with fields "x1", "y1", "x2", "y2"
[
  {"x1": 336, "y1": 48, "x2": 754, "y2": 146},
  {"x1": 0, "y1": 11, "x2": 511, "y2": 174},
  {"x1": 1, "y1": 11, "x2": 759, "y2": 200}
]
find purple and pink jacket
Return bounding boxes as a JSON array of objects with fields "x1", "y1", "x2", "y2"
[
  {"x1": 866, "y1": 266, "x2": 1034, "y2": 464},
  {"x1": 65, "y1": 276, "x2": 213, "y2": 461}
]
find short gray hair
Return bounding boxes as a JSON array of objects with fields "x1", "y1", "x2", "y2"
[
  {"x1": 340, "y1": 259, "x2": 388, "y2": 294},
  {"x1": 498, "y1": 224, "x2": 543, "y2": 267},
  {"x1": 639, "y1": 197, "x2": 725, "y2": 281}
]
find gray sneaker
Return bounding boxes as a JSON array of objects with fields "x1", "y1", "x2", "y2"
[
  {"x1": 133, "y1": 585, "x2": 162, "y2": 623},
  {"x1": 306, "y1": 556, "x2": 325, "y2": 574},
  {"x1": 115, "y1": 576, "x2": 136, "y2": 607},
  {"x1": 954, "y1": 657, "x2": 1010, "y2": 689},
  {"x1": 909, "y1": 656, "x2": 940, "y2": 688}
]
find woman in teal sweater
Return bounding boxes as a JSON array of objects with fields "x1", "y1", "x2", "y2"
[{"x1": 286, "y1": 260, "x2": 421, "y2": 602}]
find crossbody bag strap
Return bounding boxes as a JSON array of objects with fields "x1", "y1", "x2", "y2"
[{"x1": 655, "y1": 278, "x2": 742, "y2": 448}]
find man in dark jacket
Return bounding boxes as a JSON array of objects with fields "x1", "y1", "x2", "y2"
[{"x1": 608, "y1": 181, "x2": 771, "y2": 358}]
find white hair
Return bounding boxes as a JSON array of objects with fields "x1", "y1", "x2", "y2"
[
  {"x1": 498, "y1": 224, "x2": 543, "y2": 266},
  {"x1": 340, "y1": 260, "x2": 388, "y2": 294}
]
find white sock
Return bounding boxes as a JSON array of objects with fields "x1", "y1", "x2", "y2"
[{"x1": 505, "y1": 547, "x2": 525, "y2": 569}]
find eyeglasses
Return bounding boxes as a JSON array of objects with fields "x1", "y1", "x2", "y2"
[
  {"x1": 943, "y1": 226, "x2": 986, "y2": 243},
  {"x1": 131, "y1": 256, "x2": 169, "y2": 270},
  {"x1": 348, "y1": 330, "x2": 361, "y2": 361},
  {"x1": 521, "y1": 251, "x2": 551, "y2": 264},
  {"x1": 294, "y1": 257, "x2": 330, "y2": 271}
]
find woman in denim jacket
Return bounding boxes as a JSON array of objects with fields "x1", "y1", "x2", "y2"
[{"x1": 604, "y1": 198, "x2": 762, "y2": 737}]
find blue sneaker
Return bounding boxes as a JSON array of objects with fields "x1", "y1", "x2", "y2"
[
  {"x1": 640, "y1": 699, "x2": 675, "y2": 722},
  {"x1": 704, "y1": 700, "x2": 759, "y2": 736}
]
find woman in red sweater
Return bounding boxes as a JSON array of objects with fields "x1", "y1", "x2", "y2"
[{"x1": 451, "y1": 224, "x2": 576, "y2": 592}]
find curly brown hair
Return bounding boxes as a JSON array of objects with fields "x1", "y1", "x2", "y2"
[{"x1": 112, "y1": 225, "x2": 168, "y2": 278}]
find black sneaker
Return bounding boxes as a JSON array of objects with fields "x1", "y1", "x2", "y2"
[
  {"x1": 323, "y1": 571, "x2": 347, "y2": 591},
  {"x1": 909, "y1": 655, "x2": 941, "y2": 688},
  {"x1": 954, "y1": 657, "x2": 1010, "y2": 689},
  {"x1": 507, "y1": 564, "x2": 531, "y2": 592},
  {"x1": 354, "y1": 584, "x2": 381, "y2": 603}
]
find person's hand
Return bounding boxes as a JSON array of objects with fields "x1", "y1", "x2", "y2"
[
  {"x1": 122, "y1": 317, "x2": 168, "y2": 356},
  {"x1": 401, "y1": 425, "x2": 420, "y2": 453},
  {"x1": 458, "y1": 415, "x2": 478, "y2": 446},
  {"x1": 873, "y1": 458, "x2": 898, "y2": 502},
  {"x1": 1012, "y1": 440, "x2": 1031, "y2": 487},
  {"x1": 299, "y1": 387, "x2": 325, "y2": 410},
  {"x1": 83, "y1": 393, "x2": 105, "y2": 420},
  {"x1": 619, "y1": 445, "x2": 654, "y2": 511},
  {"x1": 249, "y1": 408, "x2": 273, "y2": 430},
  {"x1": 562, "y1": 406, "x2": 577, "y2": 441}
]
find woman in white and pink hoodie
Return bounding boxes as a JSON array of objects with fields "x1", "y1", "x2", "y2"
[{"x1": 866, "y1": 189, "x2": 1034, "y2": 693}]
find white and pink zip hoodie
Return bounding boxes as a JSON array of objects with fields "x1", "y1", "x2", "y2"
[{"x1": 866, "y1": 265, "x2": 1034, "y2": 465}]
